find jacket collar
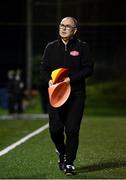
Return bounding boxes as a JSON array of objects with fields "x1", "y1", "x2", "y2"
[{"x1": 58, "y1": 36, "x2": 77, "y2": 46}]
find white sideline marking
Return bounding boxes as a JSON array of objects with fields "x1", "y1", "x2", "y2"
[
  {"x1": 0, "y1": 113, "x2": 49, "y2": 120},
  {"x1": 0, "y1": 123, "x2": 49, "y2": 157}
]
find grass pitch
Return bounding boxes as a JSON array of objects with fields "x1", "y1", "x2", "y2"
[{"x1": 0, "y1": 116, "x2": 126, "y2": 179}]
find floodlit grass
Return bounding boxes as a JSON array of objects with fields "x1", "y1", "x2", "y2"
[
  {"x1": 0, "y1": 116, "x2": 126, "y2": 179},
  {"x1": 0, "y1": 120, "x2": 47, "y2": 150},
  {"x1": 24, "y1": 95, "x2": 42, "y2": 114},
  {"x1": 0, "y1": 108, "x2": 8, "y2": 115},
  {"x1": 85, "y1": 81, "x2": 126, "y2": 116},
  {"x1": 0, "y1": 81, "x2": 126, "y2": 178}
]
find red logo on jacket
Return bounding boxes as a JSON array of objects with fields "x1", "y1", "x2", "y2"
[{"x1": 70, "y1": 50, "x2": 80, "y2": 56}]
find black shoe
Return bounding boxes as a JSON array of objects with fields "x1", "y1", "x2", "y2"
[
  {"x1": 56, "y1": 150, "x2": 66, "y2": 170},
  {"x1": 64, "y1": 165, "x2": 76, "y2": 176}
]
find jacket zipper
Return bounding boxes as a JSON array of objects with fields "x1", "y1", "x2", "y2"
[{"x1": 64, "y1": 44, "x2": 67, "y2": 67}]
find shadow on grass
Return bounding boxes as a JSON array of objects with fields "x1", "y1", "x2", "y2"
[{"x1": 77, "y1": 160, "x2": 126, "y2": 173}]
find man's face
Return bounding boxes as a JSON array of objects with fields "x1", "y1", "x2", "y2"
[{"x1": 59, "y1": 18, "x2": 77, "y2": 39}]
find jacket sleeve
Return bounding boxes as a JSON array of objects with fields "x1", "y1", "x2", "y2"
[
  {"x1": 70, "y1": 42, "x2": 94, "y2": 83},
  {"x1": 40, "y1": 43, "x2": 52, "y2": 83}
]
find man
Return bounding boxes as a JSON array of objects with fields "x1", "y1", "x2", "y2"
[
  {"x1": 7, "y1": 70, "x2": 15, "y2": 114},
  {"x1": 13, "y1": 69, "x2": 24, "y2": 114},
  {"x1": 41, "y1": 17, "x2": 93, "y2": 175}
]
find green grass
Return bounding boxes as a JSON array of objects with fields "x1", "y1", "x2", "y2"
[
  {"x1": 0, "y1": 116, "x2": 126, "y2": 179},
  {"x1": 0, "y1": 120, "x2": 47, "y2": 150},
  {"x1": 85, "y1": 81, "x2": 126, "y2": 116},
  {"x1": 24, "y1": 95, "x2": 42, "y2": 114},
  {"x1": 0, "y1": 81, "x2": 126, "y2": 178},
  {"x1": 0, "y1": 108, "x2": 8, "y2": 115}
]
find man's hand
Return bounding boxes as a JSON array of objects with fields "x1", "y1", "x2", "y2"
[
  {"x1": 48, "y1": 80, "x2": 53, "y2": 87},
  {"x1": 63, "y1": 77, "x2": 70, "y2": 83}
]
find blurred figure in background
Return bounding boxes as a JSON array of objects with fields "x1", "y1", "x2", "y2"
[
  {"x1": 7, "y1": 69, "x2": 24, "y2": 114},
  {"x1": 13, "y1": 69, "x2": 24, "y2": 114},
  {"x1": 7, "y1": 70, "x2": 15, "y2": 114}
]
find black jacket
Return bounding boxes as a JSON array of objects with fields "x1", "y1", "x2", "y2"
[{"x1": 41, "y1": 37, "x2": 93, "y2": 93}]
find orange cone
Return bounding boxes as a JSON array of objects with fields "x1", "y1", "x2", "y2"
[{"x1": 48, "y1": 81, "x2": 71, "y2": 108}]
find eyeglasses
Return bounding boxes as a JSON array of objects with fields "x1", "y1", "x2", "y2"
[{"x1": 59, "y1": 24, "x2": 76, "y2": 30}]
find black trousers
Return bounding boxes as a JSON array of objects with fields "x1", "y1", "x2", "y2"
[{"x1": 48, "y1": 91, "x2": 85, "y2": 165}]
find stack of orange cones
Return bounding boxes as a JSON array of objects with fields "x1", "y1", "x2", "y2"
[
  {"x1": 51, "y1": 68, "x2": 69, "y2": 84},
  {"x1": 48, "y1": 68, "x2": 71, "y2": 108}
]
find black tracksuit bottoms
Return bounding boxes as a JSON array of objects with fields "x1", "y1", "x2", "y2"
[{"x1": 48, "y1": 91, "x2": 85, "y2": 165}]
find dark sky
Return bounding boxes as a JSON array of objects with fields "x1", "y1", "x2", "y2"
[
  {"x1": 0, "y1": 0, "x2": 26, "y2": 85},
  {"x1": 0, "y1": 0, "x2": 126, "y2": 86}
]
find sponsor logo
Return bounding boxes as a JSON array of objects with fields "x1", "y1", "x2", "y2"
[{"x1": 70, "y1": 50, "x2": 80, "y2": 56}]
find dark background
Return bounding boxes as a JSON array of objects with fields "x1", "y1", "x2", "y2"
[{"x1": 0, "y1": 0, "x2": 126, "y2": 88}]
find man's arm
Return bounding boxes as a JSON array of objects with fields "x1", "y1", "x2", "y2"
[{"x1": 40, "y1": 43, "x2": 52, "y2": 83}]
